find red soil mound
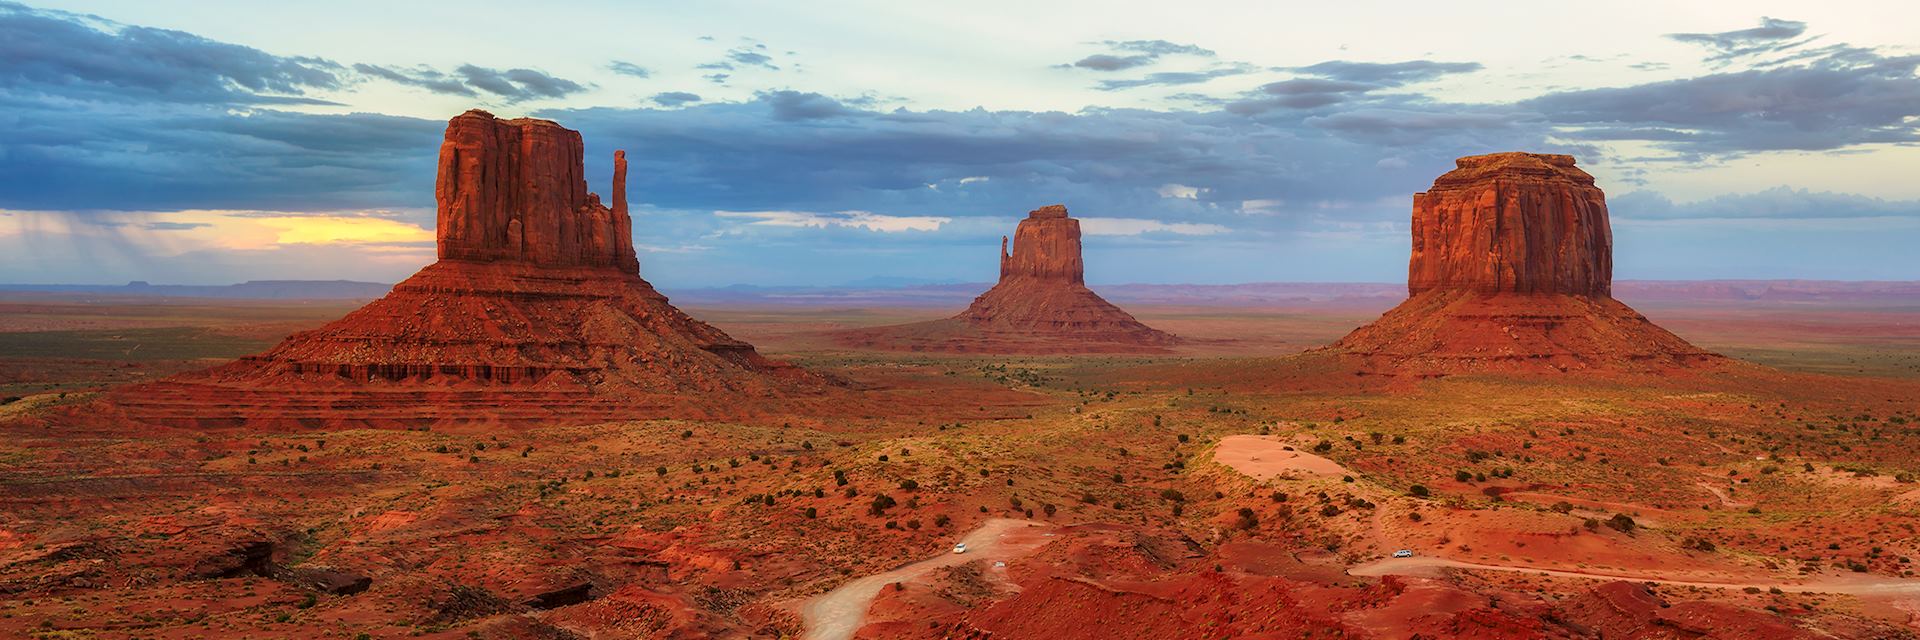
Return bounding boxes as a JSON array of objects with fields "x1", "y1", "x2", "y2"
[
  {"x1": 1329, "y1": 153, "x2": 1722, "y2": 375},
  {"x1": 80, "y1": 110, "x2": 834, "y2": 429},
  {"x1": 835, "y1": 205, "x2": 1178, "y2": 353}
]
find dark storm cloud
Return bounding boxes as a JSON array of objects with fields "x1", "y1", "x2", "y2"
[
  {"x1": 1667, "y1": 17, "x2": 1813, "y2": 63},
  {"x1": 761, "y1": 90, "x2": 863, "y2": 120},
  {"x1": 1522, "y1": 48, "x2": 1920, "y2": 153},
  {"x1": 652, "y1": 91, "x2": 702, "y2": 107},
  {"x1": 0, "y1": 1, "x2": 344, "y2": 105},
  {"x1": 608, "y1": 61, "x2": 651, "y2": 78},
  {"x1": 541, "y1": 90, "x2": 1561, "y2": 225},
  {"x1": 0, "y1": 97, "x2": 443, "y2": 212},
  {"x1": 1285, "y1": 60, "x2": 1483, "y2": 86}
]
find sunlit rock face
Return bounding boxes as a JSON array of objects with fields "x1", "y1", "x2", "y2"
[
  {"x1": 1331, "y1": 153, "x2": 1721, "y2": 376},
  {"x1": 1407, "y1": 152, "x2": 1611, "y2": 297},
  {"x1": 86, "y1": 110, "x2": 832, "y2": 428}
]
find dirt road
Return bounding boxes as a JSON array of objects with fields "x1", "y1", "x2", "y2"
[
  {"x1": 798, "y1": 518, "x2": 1054, "y2": 640},
  {"x1": 1351, "y1": 555, "x2": 1920, "y2": 596}
]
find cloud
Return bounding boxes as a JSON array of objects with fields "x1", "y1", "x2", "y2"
[
  {"x1": 1071, "y1": 54, "x2": 1152, "y2": 72},
  {"x1": 0, "y1": 1, "x2": 344, "y2": 105},
  {"x1": 703, "y1": 73, "x2": 730, "y2": 84},
  {"x1": 0, "y1": 101, "x2": 444, "y2": 212},
  {"x1": 455, "y1": 65, "x2": 588, "y2": 101},
  {"x1": 353, "y1": 64, "x2": 474, "y2": 96},
  {"x1": 608, "y1": 60, "x2": 651, "y2": 78},
  {"x1": 1612, "y1": 187, "x2": 1920, "y2": 220},
  {"x1": 354, "y1": 63, "x2": 588, "y2": 101},
  {"x1": 726, "y1": 48, "x2": 779, "y2": 70},
  {"x1": 761, "y1": 90, "x2": 862, "y2": 120},
  {"x1": 1286, "y1": 60, "x2": 1484, "y2": 86},
  {"x1": 1157, "y1": 184, "x2": 1202, "y2": 199},
  {"x1": 1521, "y1": 47, "x2": 1920, "y2": 153},
  {"x1": 716, "y1": 210, "x2": 950, "y2": 233},
  {"x1": 652, "y1": 91, "x2": 701, "y2": 107},
  {"x1": 1066, "y1": 39, "x2": 1217, "y2": 72},
  {"x1": 1094, "y1": 64, "x2": 1256, "y2": 91},
  {"x1": 1668, "y1": 17, "x2": 1813, "y2": 64},
  {"x1": 1079, "y1": 217, "x2": 1229, "y2": 236},
  {"x1": 143, "y1": 221, "x2": 210, "y2": 231}
]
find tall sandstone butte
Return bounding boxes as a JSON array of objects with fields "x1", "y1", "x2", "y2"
[
  {"x1": 1332, "y1": 152, "x2": 1719, "y2": 375},
  {"x1": 94, "y1": 110, "x2": 827, "y2": 428},
  {"x1": 839, "y1": 205, "x2": 1177, "y2": 353}
]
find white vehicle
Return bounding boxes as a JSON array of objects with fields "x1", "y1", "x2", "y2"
[
  {"x1": 952, "y1": 542, "x2": 968, "y2": 554},
  {"x1": 1392, "y1": 549, "x2": 1414, "y2": 558}
]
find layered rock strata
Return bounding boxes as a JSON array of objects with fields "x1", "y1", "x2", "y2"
[{"x1": 1331, "y1": 153, "x2": 1720, "y2": 375}]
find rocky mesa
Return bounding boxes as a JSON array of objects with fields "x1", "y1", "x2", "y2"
[
  {"x1": 836, "y1": 205, "x2": 1179, "y2": 353},
  {"x1": 83, "y1": 110, "x2": 833, "y2": 428},
  {"x1": 1330, "y1": 152, "x2": 1722, "y2": 375}
]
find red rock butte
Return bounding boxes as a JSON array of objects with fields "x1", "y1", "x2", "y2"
[
  {"x1": 836, "y1": 205, "x2": 1178, "y2": 353},
  {"x1": 89, "y1": 110, "x2": 830, "y2": 428},
  {"x1": 1331, "y1": 152, "x2": 1721, "y2": 375}
]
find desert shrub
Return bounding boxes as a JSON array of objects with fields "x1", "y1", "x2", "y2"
[
  {"x1": 804, "y1": 507, "x2": 818, "y2": 518},
  {"x1": 1271, "y1": 491, "x2": 1289, "y2": 502},
  {"x1": 1159, "y1": 489, "x2": 1185, "y2": 502},
  {"x1": 1605, "y1": 513, "x2": 1637, "y2": 533},
  {"x1": 868, "y1": 494, "x2": 897, "y2": 515},
  {"x1": 1454, "y1": 470, "x2": 1473, "y2": 482},
  {"x1": 900, "y1": 479, "x2": 919, "y2": 491},
  {"x1": 1234, "y1": 508, "x2": 1259, "y2": 529},
  {"x1": 1408, "y1": 485, "x2": 1430, "y2": 498},
  {"x1": 1319, "y1": 504, "x2": 1341, "y2": 517}
]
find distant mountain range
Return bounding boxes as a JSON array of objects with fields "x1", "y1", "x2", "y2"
[{"x1": 2, "y1": 279, "x2": 1916, "y2": 306}]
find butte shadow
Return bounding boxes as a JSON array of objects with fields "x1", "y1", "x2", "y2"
[
  {"x1": 75, "y1": 110, "x2": 845, "y2": 429},
  {"x1": 1322, "y1": 152, "x2": 1725, "y2": 377},
  {"x1": 832, "y1": 205, "x2": 1181, "y2": 354}
]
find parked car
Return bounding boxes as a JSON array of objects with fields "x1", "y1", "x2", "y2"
[
  {"x1": 952, "y1": 542, "x2": 968, "y2": 554},
  {"x1": 1393, "y1": 549, "x2": 1414, "y2": 558}
]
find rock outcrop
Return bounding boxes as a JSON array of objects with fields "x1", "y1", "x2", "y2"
[
  {"x1": 1330, "y1": 152, "x2": 1720, "y2": 375},
  {"x1": 1408, "y1": 153, "x2": 1611, "y2": 297},
  {"x1": 836, "y1": 205, "x2": 1178, "y2": 353},
  {"x1": 92, "y1": 110, "x2": 830, "y2": 428},
  {"x1": 435, "y1": 111, "x2": 638, "y2": 271}
]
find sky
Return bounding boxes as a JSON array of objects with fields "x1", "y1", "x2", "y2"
[{"x1": 1, "y1": 0, "x2": 1917, "y2": 288}]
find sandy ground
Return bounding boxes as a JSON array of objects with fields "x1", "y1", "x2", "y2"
[
  {"x1": 797, "y1": 518, "x2": 1056, "y2": 640},
  {"x1": 1212, "y1": 434, "x2": 1352, "y2": 479}
]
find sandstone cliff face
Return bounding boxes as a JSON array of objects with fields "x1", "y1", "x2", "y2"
[
  {"x1": 839, "y1": 205, "x2": 1177, "y2": 353},
  {"x1": 1333, "y1": 152, "x2": 1718, "y2": 375},
  {"x1": 999, "y1": 204, "x2": 1084, "y2": 283},
  {"x1": 1408, "y1": 153, "x2": 1611, "y2": 297},
  {"x1": 95, "y1": 110, "x2": 829, "y2": 428},
  {"x1": 436, "y1": 109, "x2": 639, "y2": 272}
]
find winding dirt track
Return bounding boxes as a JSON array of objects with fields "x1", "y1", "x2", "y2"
[
  {"x1": 1350, "y1": 556, "x2": 1920, "y2": 596},
  {"x1": 798, "y1": 518, "x2": 1054, "y2": 640}
]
